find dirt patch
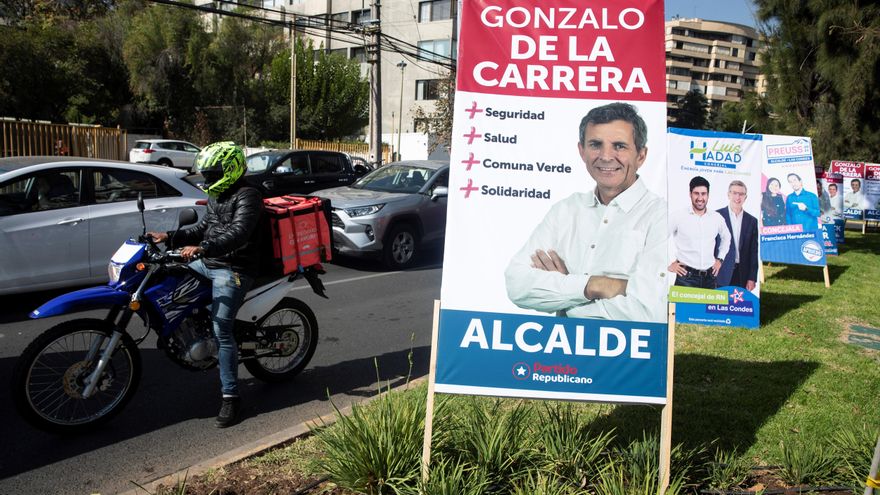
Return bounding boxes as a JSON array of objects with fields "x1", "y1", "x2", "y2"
[
  {"x1": 165, "y1": 465, "x2": 858, "y2": 495},
  {"x1": 156, "y1": 464, "x2": 343, "y2": 495}
]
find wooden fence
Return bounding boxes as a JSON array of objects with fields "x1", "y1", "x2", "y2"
[
  {"x1": 0, "y1": 119, "x2": 390, "y2": 164},
  {"x1": 296, "y1": 139, "x2": 391, "y2": 164},
  {"x1": 1, "y1": 120, "x2": 128, "y2": 161}
]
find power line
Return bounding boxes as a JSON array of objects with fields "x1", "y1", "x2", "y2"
[{"x1": 146, "y1": 0, "x2": 454, "y2": 69}]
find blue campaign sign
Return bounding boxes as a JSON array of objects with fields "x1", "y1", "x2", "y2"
[
  {"x1": 759, "y1": 229, "x2": 826, "y2": 266},
  {"x1": 821, "y1": 224, "x2": 838, "y2": 256},
  {"x1": 676, "y1": 286, "x2": 760, "y2": 328},
  {"x1": 434, "y1": 309, "x2": 668, "y2": 404}
]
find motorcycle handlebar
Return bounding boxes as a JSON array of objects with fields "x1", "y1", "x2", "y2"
[{"x1": 165, "y1": 250, "x2": 202, "y2": 262}]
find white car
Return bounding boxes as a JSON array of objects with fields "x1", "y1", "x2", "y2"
[
  {"x1": 129, "y1": 139, "x2": 201, "y2": 170},
  {"x1": 0, "y1": 157, "x2": 207, "y2": 295}
]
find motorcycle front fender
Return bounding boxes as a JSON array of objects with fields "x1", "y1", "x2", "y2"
[{"x1": 30, "y1": 286, "x2": 130, "y2": 319}]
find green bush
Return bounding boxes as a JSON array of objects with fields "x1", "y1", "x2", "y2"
[
  {"x1": 313, "y1": 384, "x2": 426, "y2": 494},
  {"x1": 434, "y1": 397, "x2": 537, "y2": 493},
  {"x1": 703, "y1": 447, "x2": 751, "y2": 490},
  {"x1": 779, "y1": 438, "x2": 838, "y2": 486},
  {"x1": 536, "y1": 402, "x2": 614, "y2": 486}
]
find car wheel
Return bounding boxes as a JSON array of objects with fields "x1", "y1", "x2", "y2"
[
  {"x1": 157, "y1": 158, "x2": 173, "y2": 167},
  {"x1": 383, "y1": 224, "x2": 418, "y2": 269}
]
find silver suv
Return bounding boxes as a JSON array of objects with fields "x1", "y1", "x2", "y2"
[
  {"x1": 129, "y1": 139, "x2": 201, "y2": 170},
  {"x1": 318, "y1": 160, "x2": 449, "y2": 269}
]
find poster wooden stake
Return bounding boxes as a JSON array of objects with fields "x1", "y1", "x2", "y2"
[
  {"x1": 421, "y1": 299, "x2": 441, "y2": 483},
  {"x1": 823, "y1": 265, "x2": 831, "y2": 288},
  {"x1": 759, "y1": 263, "x2": 765, "y2": 284},
  {"x1": 659, "y1": 303, "x2": 676, "y2": 494}
]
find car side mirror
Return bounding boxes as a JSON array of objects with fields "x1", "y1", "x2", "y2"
[
  {"x1": 274, "y1": 166, "x2": 293, "y2": 175},
  {"x1": 354, "y1": 164, "x2": 368, "y2": 175},
  {"x1": 178, "y1": 208, "x2": 198, "y2": 227},
  {"x1": 431, "y1": 186, "x2": 448, "y2": 201}
]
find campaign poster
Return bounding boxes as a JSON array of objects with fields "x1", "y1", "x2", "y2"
[
  {"x1": 436, "y1": 0, "x2": 669, "y2": 404},
  {"x1": 759, "y1": 135, "x2": 826, "y2": 267},
  {"x1": 817, "y1": 170, "x2": 843, "y2": 253},
  {"x1": 865, "y1": 164, "x2": 880, "y2": 221},
  {"x1": 830, "y1": 160, "x2": 867, "y2": 220},
  {"x1": 667, "y1": 129, "x2": 762, "y2": 329}
]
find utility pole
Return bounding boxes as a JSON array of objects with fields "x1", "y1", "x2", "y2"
[
  {"x1": 367, "y1": 0, "x2": 382, "y2": 167},
  {"x1": 290, "y1": 18, "x2": 297, "y2": 149},
  {"x1": 396, "y1": 60, "x2": 406, "y2": 162}
]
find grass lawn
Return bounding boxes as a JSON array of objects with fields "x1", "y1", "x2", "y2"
[{"x1": 173, "y1": 232, "x2": 880, "y2": 495}]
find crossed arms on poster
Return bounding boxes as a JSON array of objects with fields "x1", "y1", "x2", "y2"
[{"x1": 504, "y1": 103, "x2": 668, "y2": 324}]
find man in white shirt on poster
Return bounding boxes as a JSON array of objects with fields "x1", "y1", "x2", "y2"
[
  {"x1": 844, "y1": 178, "x2": 869, "y2": 210},
  {"x1": 668, "y1": 176, "x2": 731, "y2": 289},
  {"x1": 505, "y1": 102, "x2": 668, "y2": 324}
]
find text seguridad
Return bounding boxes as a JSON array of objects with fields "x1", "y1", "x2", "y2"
[{"x1": 473, "y1": 6, "x2": 653, "y2": 94}]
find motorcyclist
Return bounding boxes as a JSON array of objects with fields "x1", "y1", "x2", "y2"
[{"x1": 148, "y1": 141, "x2": 262, "y2": 428}]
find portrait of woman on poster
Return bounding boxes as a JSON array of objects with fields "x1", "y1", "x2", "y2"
[{"x1": 762, "y1": 177, "x2": 786, "y2": 226}]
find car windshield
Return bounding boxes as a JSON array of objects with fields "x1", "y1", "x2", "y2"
[
  {"x1": 246, "y1": 154, "x2": 276, "y2": 174},
  {"x1": 134, "y1": 142, "x2": 151, "y2": 150},
  {"x1": 352, "y1": 164, "x2": 435, "y2": 193}
]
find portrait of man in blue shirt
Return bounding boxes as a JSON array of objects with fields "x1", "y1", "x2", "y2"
[{"x1": 785, "y1": 173, "x2": 820, "y2": 232}]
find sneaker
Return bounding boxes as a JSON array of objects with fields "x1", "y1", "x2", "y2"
[{"x1": 215, "y1": 396, "x2": 242, "y2": 428}]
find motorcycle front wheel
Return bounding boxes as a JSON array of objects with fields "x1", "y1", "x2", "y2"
[
  {"x1": 243, "y1": 297, "x2": 318, "y2": 382},
  {"x1": 11, "y1": 318, "x2": 142, "y2": 433}
]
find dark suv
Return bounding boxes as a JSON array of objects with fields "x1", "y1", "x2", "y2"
[{"x1": 244, "y1": 150, "x2": 369, "y2": 197}]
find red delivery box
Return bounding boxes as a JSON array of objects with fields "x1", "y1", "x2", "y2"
[{"x1": 263, "y1": 195, "x2": 332, "y2": 274}]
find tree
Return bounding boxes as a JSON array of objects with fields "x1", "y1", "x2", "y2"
[
  {"x1": 122, "y1": 3, "x2": 211, "y2": 136},
  {"x1": 267, "y1": 38, "x2": 369, "y2": 141},
  {"x1": 672, "y1": 88, "x2": 709, "y2": 129},
  {"x1": 709, "y1": 92, "x2": 773, "y2": 134},
  {"x1": 756, "y1": 0, "x2": 880, "y2": 165}
]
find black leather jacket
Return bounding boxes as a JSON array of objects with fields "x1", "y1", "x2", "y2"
[{"x1": 169, "y1": 180, "x2": 263, "y2": 277}]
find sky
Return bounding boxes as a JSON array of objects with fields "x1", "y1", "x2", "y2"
[{"x1": 665, "y1": 0, "x2": 759, "y2": 28}]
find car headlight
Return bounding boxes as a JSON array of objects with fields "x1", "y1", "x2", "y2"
[
  {"x1": 343, "y1": 204, "x2": 384, "y2": 218},
  {"x1": 108, "y1": 261, "x2": 124, "y2": 283}
]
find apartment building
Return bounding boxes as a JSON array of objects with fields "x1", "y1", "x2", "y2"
[
  {"x1": 665, "y1": 18, "x2": 765, "y2": 120},
  {"x1": 258, "y1": 0, "x2": 455, "y2": 158}
]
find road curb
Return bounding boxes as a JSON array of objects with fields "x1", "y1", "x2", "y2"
[{"x1": 122, "y1": 375, "x2": 428, "y2": 495}]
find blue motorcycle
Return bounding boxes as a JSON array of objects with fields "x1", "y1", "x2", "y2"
[{"x1": 12, "y1": 197, "x2": 324, "y2": 433}]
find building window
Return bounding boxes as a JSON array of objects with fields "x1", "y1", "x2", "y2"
[
  {"x1": 418, "y1": 39, "x2": 453, "y2": 61},
  {"x1": 352, "y1": 9, "x2": 372, "y2": 25},
  {"x1": 330, "y1": 12, "x2": 348, "y2": 25},
  {"x1": 419, "y1": 0, "x2": 452, "y2": 22},
  {"x1": 416, "y1": 79, "x2": 441, "y2": 100},
  {"x1": 351, "y1": 46, "x2": 367, "y2": 63},
  {"x1": 329, "y1": 48, "x2": 347, "y2": 59}
]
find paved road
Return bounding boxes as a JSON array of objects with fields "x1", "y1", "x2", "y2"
[{"x1": 0, "y1": 253, "x2": 442, "y2": 495}]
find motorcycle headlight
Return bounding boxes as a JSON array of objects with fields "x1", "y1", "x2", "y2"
[
  {"x1": 343, "y1": 204, "x2": 384, "y2": 218},
  {"x1": 108, "y1": 261, "x2": 124, "y2": 283}
]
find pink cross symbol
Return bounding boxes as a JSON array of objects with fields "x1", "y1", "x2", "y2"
[
  {"x1": 465, "y1": 101, "x2": 483, "y2": 119},
  {"x1": 460, "y1": 178, "x2": 478, "y2": 198},
  {"x1": 463, "y1": 127, "x2": 482, "y2": 145},
  {"x1": 461, "y1": 152, "x2": 479, "y2": 171}
]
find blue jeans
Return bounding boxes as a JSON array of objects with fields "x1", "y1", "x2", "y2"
[
  {"x1": 189, "y1": 259, "x2": 252, "y2": 397},
  {"x1": 674, "y1": 267, "x2": 717, "y2": 289}
]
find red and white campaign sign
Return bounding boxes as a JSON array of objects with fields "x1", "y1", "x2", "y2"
[
  {"x1": 437, "y1": 0, "x2": 669, "y2": 405},
  {"x1": 456, "y1": 1, "x2": 667, "y2": 101}
]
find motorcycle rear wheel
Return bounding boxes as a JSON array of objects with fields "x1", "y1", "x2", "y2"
[
  {"x1": 243, "y1": 297, "x2": 318, "y2": 382},
  {"x1": 11, "y1": 318, "x2": 142, "y2": 433}
]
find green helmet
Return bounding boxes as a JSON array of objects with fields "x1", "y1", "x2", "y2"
[{"x1": 195, "y1": 141, "x2": 246, "y2": 197}]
